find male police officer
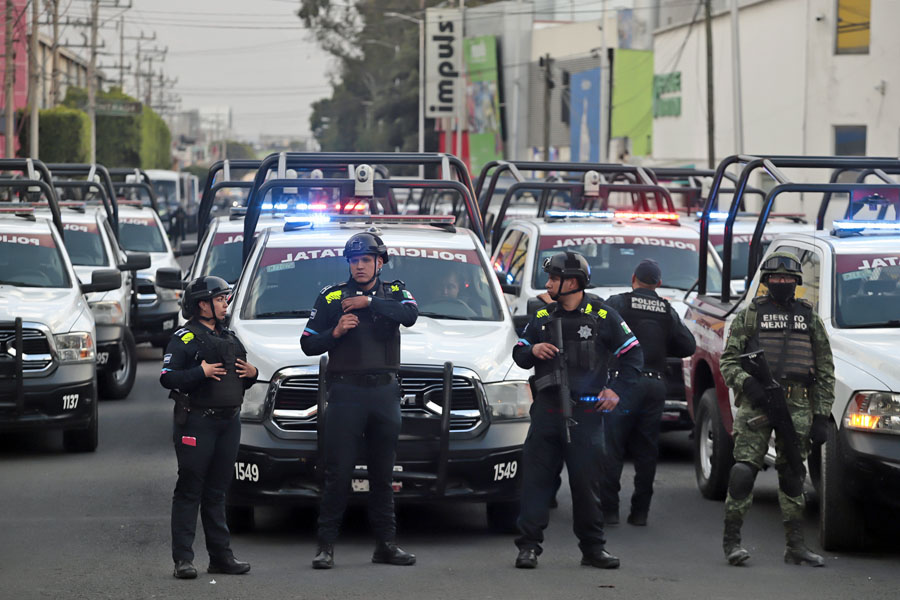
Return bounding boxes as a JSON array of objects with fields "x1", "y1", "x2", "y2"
[
  {"x1": 720, "y1": 251, "x2": 835, "y2": 567},
  {"x1": 301, "y1": 231, "x2": 418, "y2": 569},
  {"x1": 602, "y1": 259, "x2": 696, "y2": 526},
  {"x1": 512, "y1": 251, "x2": 643, "y2": 570},
  {"x1": 159, "y1": 275, "x2": 257, "y2": 579}
]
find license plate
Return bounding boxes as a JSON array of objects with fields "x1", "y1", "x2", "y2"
[
  {"x1": 162, "y1": 319, "x2": 174, "y2": 330},
  {"x1": 352, "y1": 465, "x2": 403, "y2": 492}
]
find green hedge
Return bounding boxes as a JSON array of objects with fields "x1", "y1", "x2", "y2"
[{"x1": 17, "y1": 106, "x2": 91, "y2": 163}]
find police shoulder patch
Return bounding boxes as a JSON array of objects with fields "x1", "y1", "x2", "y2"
[
  {"x1": 181, "y1": 331, "x2": 195, "y2": 344},
  {"x1": 535, "y1": 308, "x2": 549, "y2": 319},
  {"x1": 325, "y1": 289, "x2": 343, "y2": 304},
  {"x1": 598, "y1": 309, "x2": 608, "y2": 319}
]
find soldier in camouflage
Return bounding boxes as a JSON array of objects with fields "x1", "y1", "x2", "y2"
[{"x1": 719, "y1": 251, "x2": 835, "y2": 567}]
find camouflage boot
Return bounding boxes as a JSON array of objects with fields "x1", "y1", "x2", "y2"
[
  {"x1": 783, "y1": 520, "x2": 824, "y2": 567},
  {"x1": 723, "y1": 518, "x2": 750, "y2": 566}
]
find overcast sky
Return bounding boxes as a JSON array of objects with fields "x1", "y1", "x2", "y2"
[{"x1": 67, "y1": 0, "x2": 333, "y2": 141}]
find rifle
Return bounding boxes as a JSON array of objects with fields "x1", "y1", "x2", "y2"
[
  {"x1": 551, "y1": 318, "x2": 577, "y2": 443},
  {"x1": 739, "y1": 349, "x2": 805, "y2": 477}
]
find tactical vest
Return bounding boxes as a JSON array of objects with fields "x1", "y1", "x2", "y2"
[
  {"x1": 327, "y1": 281, "x2": 401, "y2": 374},
  {"x1": 185, "y1": 321, "x2": 246, "y2": 408},
  {"x1": 749, "y1": 297, "x2": 815, "y2": 384},
  {"x1": 614, "y1": 291, "x2": 672, "y2": 373},
  {"x1": 533, "y1": 295, "x2": 607, "y2": 397}
]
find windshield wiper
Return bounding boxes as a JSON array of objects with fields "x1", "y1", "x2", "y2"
[
  {"x1": 418, "y1": 311, "x2": 471, "y2": 321},
  {"x1": 254, "y1": 310, "x2": 310, "y2": 319}
]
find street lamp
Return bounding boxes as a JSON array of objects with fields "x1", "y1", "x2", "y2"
[{"x1": 385, "y1": 11, "x2": 424, "y2": 178}]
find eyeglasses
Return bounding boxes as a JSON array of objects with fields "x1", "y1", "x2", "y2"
[{"x1": 761, "y1": 255, "x2": 801, "y2": 273}]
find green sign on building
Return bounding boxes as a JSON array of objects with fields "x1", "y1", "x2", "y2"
[
  {"x1": 463, "y1": 36, "x2": 503, "y2": 173},
  {"x1": 653, "y1": 72, "x2": 681, "y2": 118}
]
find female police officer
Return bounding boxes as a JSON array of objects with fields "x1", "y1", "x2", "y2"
[
  {"x1": 301, "y1": 231, "x2": 418, "y2": 569},
  {"x1": 160, "y1": 275, "x2": 258, "y2": 579}
]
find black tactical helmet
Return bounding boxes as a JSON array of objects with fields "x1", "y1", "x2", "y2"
[
  {"x1": 182, "y1": 275, "x2": 231, "y2": 319},
  {"x1": 759, "y1": 251, "x2": 803, "y2": 285},
  {"x1": 543, "y1": 251, "x2": 591, "y2": 289},
  {"x1": 344, "y1": 231, "x2": 389, "y2": 263}
]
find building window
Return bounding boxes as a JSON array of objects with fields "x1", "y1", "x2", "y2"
[
  {"x1": 834, "y1": 125, "x2": 867, "y2": 156},
  {"x1": 835, "y1": 0, "x2": 870, "y2": 55}
]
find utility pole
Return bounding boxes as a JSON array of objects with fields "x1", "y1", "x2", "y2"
[
  {"x1": 540, "y1": 53, "x2": 554, "y2": 162},
  {"x1": 730, "y1": 0, "x2": 744, "y2": 154},
  {"x1": 87, "y1": 0, "x2": 99, "y2": 163},
  {"x1": 4, "y1": 0, "x2": 15, "y2": 158},
  {"x1": 29, "y1": 0, "x2": 39, "y2": 157},
  {"x1": 704, "y1": 0, "x2": 715, "y2": 168},
  {"x1": 48, "y1": 0, "x2": 60, "y2": 106},
  {"x1": 118, "y1": 16, "x2": 124, "y2": 88}
]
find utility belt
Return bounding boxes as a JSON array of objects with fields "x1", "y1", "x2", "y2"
[
  {"x1": 640, "y1": 370, "x2": 664, "y2": 380},
  {"x1": 327, "y1": 371, "x2": 398, "y2": 388},
  {"x1": 171, "y1": 390, "x2": 240, "y2": 424}
]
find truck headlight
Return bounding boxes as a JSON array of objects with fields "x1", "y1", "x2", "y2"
[
  {"x1": 54, "y1": 332, "x2": 95, "y2": 363},
  {"x1": 483, "y1": 381, "x2": 532, "y2": 420},
  {"x1": 844, "y1": 391, "x2": 900, "y2": 435},
  {"x1": 240, "y1": 382, "x2": 271, "y2": 422},
  {"x1": 157, "y1": 285, "x2": 182, "y2": 302},
  {"x1": 89, "y1": 300, "x2": 125, "y2": 325}
]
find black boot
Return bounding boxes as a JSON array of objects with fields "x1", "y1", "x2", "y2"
[
  {"x1": 312, "y1": 544, "x2": 334, "y2": 569},
  {"x1": 515, "y1": 548, "x2": 538, "y2": 569},
  {"x1": 581, "y1": 549, "x2": 620, "y2": 569},
  {"x1": 372, "y1": 542, "x2": 416, "y2": 566},
  {"x1": 208, "y1": 555, "x2": 251, "y2": 575},
  {"x1": 173, "y1": 560, "x2": 197, "y2": 579},
  {"x1": 723, "y1": 518, "x2": 750, "y2": 566},
  {"x1": 783, "y1": 520, "x2": 825, "y2": 567}
]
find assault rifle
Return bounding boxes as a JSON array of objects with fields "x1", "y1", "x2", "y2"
[
  {"x1": 739, "y1": 349, "x2": 805, "y2": 477},
  {"x1": 551, "y1": 318, "x2": 577, "y2": 443}
]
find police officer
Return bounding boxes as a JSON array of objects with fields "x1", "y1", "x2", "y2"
[
  {"x1": 719, "y1": 251, "x2": 835, "y2": 567},
  {"x1": 602, "y1": 259, "x2": 696, "y2": 526},
  {"x1": 301, "y1": 231, "x2": 418, "y2": 569},
  {"x1": 512, "y1": 251, "x2": 643, "y2": 570},
  {"x1": 159, "y1": 276, "x2": 257, "y2": 579}
]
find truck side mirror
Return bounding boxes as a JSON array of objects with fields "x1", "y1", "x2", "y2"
[
  {"x1": 119, "y1": 252, "x2": 151, "y2": 272},
  {"x1": 174, "y1": 240, "x2": 198, "y2": 257},
  {"x1": 82, "y1": 268, "x2": 122, "y2": 294},
  {"x1": 155, "y1": 267, "x2": 184, "y2": 290}
]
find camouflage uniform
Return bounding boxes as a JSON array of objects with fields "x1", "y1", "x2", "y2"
[{"x1": 719, "y1": 251, "x2": 835, "y2": 567}]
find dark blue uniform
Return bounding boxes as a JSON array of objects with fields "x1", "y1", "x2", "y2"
[
  {"x1": 159, "y1": 320, "x2": 256, "y2": 565},
  {"x1": 603, "y1": 289, "x2": 696, "y2": 522},
  {"x1": 301, "y1": 277, "x2": 418, "y2": 546},
  {"x1": 512, "y1": 293, "x2": 642, "y2": 557}
]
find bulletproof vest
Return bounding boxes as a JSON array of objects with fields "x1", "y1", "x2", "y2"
[
  {"x1": 752, "y1": 298, "x2": 815, "y2": 384},
  {"x1": 533, "y1": 297, "x2": 607, "y2": 397},
  {"x1": 615, "y1": 290, "x2": 672, "y2": 373},
  {"x1": 327, "y1": 281, "x2": 401, "y2": 374},
  {"x1": 185, "y1": 320, "x2": 246, "y2": 408}
]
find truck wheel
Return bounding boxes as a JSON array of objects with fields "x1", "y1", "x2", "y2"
[
  {"x1": 99, "y1": 329, "x2": 137, "y2": 400},
  {"x1": 486, "y1": 500, "x2": 519, "y2": 534},
  {"x1": 819, "y1": 422, "x2": 866, "y2": 551},
  {"x1": 694, "y1": 388, "x2": 733, "y2": 500},
  {"x1": 64, "y1": 398, "x2": 98, "y2": 453},
  {"x1": 226, "y1": 505, "x2": 255, "y2": 533}
]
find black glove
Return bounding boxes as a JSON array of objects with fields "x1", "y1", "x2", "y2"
[
  {"x1": 810, "y1": 414, "x2": 829, "y2": 445},
  {"x1": 742, "y1": 377, "x2": 768, "y2": 410}
]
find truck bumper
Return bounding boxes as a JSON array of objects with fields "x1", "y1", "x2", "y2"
[
  {"x1": 841, "y1": 428, "x2": 900, "y2": 510},
  {"x1": 0, "y1": 362, "x2": 97, "y2": 432}
]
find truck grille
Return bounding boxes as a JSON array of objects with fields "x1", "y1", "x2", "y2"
[
  {"x1": 271, "y1": 367, "x2": 483, "y2": 432},
  {"x1": 0, "y1": 326, "x2": 53, "y2": 371},
  {"x1": 135, "y1": 277, "x2": 158, "y2": 305}
]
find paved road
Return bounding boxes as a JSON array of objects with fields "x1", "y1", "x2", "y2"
[{"x1": 1, "y1": 349, "x2": 898, "y2": 600}]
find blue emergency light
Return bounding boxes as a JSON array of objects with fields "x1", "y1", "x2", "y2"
[
  {"x1": 694, "y1": 211, "x2": 729, "y2": 220},
  {"x1": 831, "y1": 219, "x2": 900, "y2": 238}
]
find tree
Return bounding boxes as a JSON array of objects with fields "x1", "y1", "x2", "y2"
[{"x1": 225, "y1": 140, "x2": 257, "y2": 159}]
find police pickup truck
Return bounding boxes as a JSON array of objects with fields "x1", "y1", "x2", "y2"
[
  {"x1": 681, "y1": 154, "x2": 900, "y2": 551},
  {"x1": 1, "y1": 172, "x2": 120, "y2": 451}
]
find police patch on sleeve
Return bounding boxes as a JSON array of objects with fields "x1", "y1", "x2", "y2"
[
  {"x1": 163, "y1": 353, "x2": 172, "y2": 364},
  {"x1": 310, "y1": 308, "x2": 317, "y2": 319},
  {"x1": 621, "y1": 321, "x2": 632, "y2": 335}
]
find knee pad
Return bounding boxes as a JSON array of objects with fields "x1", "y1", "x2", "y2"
[
  {"x1": 777, "y1": 468, "x2": 804, "y2": 498},
  {"x1": 728, "y1": 462, "x2": 758, "y2": 500}
]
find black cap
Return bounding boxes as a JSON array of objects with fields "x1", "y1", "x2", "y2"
[{"x1": 634, "y1": 259, "x2": 662, "y2": 285}]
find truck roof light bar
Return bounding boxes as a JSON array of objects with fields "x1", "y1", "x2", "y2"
[{"x1": 831, "y1": 219, "x2": 900, "y2": 237}]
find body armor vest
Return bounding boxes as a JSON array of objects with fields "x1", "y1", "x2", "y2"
[
  {"x1": 327, "y1": 282, "x2": 401, "y2": 374},
  {"x1": 185, "y1": 321, "x2": 246, "y2": 408},
  {"x1": 534, "y1": 295, "x2": 607, "y2": 397},
  {"x1": 752, "y1": 298, "x2": 815, "y2": 384},
  {"x1": 615, "y1": 291, "x2": 672, "y2": 373}
]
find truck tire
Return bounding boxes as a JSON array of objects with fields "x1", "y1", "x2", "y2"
[
  {"x1": 226, "y1": 505, "x2": 255, "y2": 534},
  {"x1": 486, "y1": 500, "x2": 519, "y2": 534},
  {"x1": 819, "y1": 422, "x2": 866, "y2": 551},
  {"x1": 694, "y1": 388, "x2": 734, "y2": 500},
  {"x1": 64, "y1": 397, "x2": 98, "y2": 453},
  {"x1": 98, "y1": 329, "x2": 137, "y2": 400}
]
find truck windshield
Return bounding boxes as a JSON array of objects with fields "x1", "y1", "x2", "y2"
[
  {"x1": 152, "y1": 180, "x2": 177, "y2": 207},
  {"x1": 61, "y1": 222, "x2": 109, "y2": 267},
  {"x1": 0, "y1": 232, "x2": 71, "y2": 287},
  {"x1": 202, "y1": 233, "x2": 244, "y2": 284},
  {"x1": 834, "y1": 253, "x2": 900, "y2": 328},
  {"x1": 118, "y1": 216, "x2": 167, "y2": 253},
  {"x1": 535, "y1": 234, "x2": 722, "y2": 293},
  {"x1": 243, "y1": 244, "x2": 503, "y2": 321}
]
